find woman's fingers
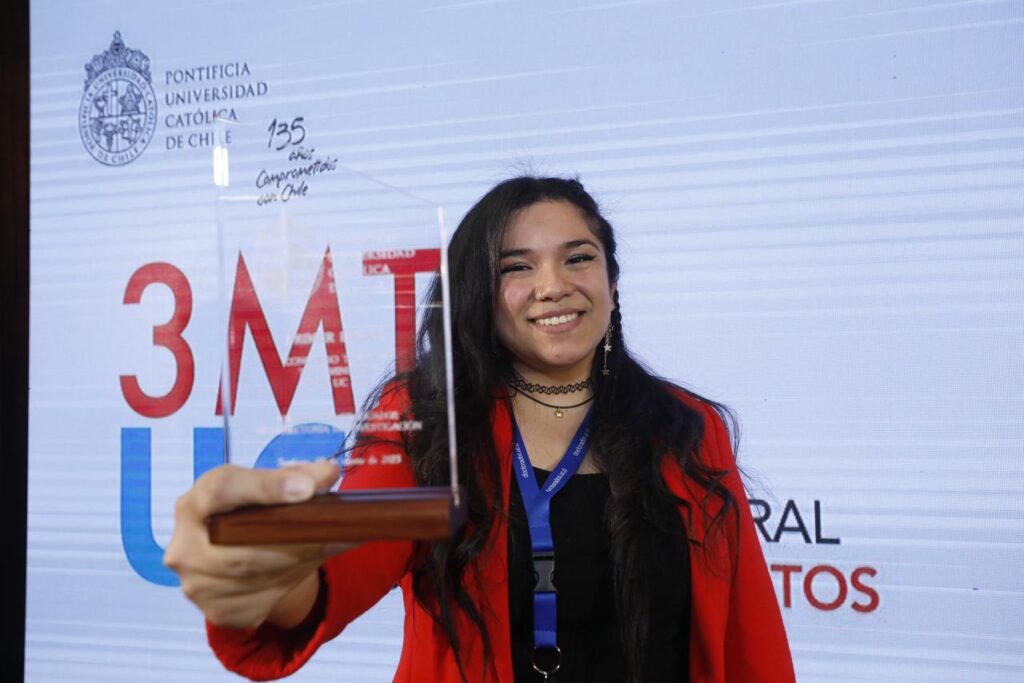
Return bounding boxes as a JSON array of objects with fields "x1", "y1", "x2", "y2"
[
  {"x1": 170, "y1": 537, "x2": 353, "y2": 577},
  {"x1": 163, "y1": 461, "x2": 351, "y2": 628},
  {"x1": 180, "y1": 554, "x2": 321, "y2": 602},
  {"x1": 180, "y1": 460, "x2": 341, "y2": 519},
  {"x1": 164, "y1": 460, "x2": 341, "y2": 568}
]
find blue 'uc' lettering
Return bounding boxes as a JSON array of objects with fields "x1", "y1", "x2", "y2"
[{"x1": 120, "y1": 425, "x2": 344, "y2": 586}]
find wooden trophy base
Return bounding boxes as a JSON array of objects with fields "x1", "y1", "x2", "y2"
[{"x1": 207, "y1": 487, "x2": 466, "y2": 545}]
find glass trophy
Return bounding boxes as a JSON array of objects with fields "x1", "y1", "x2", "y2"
[{"x1": 205, "y1": 116, "x2": 462, "y2": 545}]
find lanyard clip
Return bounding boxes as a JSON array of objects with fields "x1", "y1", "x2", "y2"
[
  {"x1": 532, "y1": 645, "x2": 562, "y2": 680},
  {"x1": 532, "y1": 551, "x2": 556, "y2": 593}
]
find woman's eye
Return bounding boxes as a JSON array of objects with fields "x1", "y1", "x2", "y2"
[
  {"x1": 567, "y1": 253, "x2": 596, "y2": 265},
  {"x1": 500, "y1": 263, "x2": 530, "y2": 274}
]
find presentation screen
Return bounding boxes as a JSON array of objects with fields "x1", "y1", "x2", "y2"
[{"x1": 28, "y1": 1, "x2": 1023, "y2": 681}]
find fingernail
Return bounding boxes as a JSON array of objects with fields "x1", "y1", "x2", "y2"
[{"x1": 282, "y1": 476, "x2": 314, "y2": 501}]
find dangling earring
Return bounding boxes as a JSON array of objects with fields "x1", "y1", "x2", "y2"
[{"x1": 601, "y1": 323, "x2": 613, "y2": 376}]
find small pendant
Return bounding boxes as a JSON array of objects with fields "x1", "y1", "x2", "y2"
[{"x1": 554, "y1": 408, "x2": 564, "y2": 418}]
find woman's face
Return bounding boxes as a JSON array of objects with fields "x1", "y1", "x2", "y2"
[{"x1": 496, "y1": 200, "x2": 616, "y2": 382}]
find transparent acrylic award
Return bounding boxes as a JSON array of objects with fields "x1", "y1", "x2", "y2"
[{"x1": 205, "y1": 116, "x2": 462, "y2": 545}]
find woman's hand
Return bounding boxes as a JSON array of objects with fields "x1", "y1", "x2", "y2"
[{"x1": 163, "y1": 460, "x2": 351, "y2": 630}]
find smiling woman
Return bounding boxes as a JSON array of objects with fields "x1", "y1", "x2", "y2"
[{"x1": 169, "y1": 176, "x2": 795, "y2": 683}]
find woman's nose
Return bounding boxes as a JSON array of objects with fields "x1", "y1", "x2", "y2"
[{"x1": 533, "y1": 263, "x2": 572, "y2": 301}]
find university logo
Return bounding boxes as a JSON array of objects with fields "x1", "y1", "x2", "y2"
[{"x1": 79, "y1": 31, "x2": 157, "y2": 166}]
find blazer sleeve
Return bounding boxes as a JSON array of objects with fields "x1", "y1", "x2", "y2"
[
  {"x1": 702, "y1": 403, "x2": 796, "y2": 683},
  {"x1": 206, "y1": 392, "x2": 419, "y2": 681}
]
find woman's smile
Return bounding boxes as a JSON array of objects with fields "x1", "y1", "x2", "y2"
[{"x1": 530, "y1": 310, "x2": 582, "y2": 329}]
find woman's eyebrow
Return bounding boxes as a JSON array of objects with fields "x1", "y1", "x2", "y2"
[
  {"x1": 564, "y1": 238, "x2": 599, "y2": 250},
  {"x1": 500, "y1": 239, "x2": 599, "y2": 258}
]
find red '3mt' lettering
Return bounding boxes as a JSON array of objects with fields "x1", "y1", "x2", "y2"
[
  {"x1": 120, "y1": 263, "x2": 195, "y2": 418},
  {"x1": 216, "y1": 248, "x2": 355, "y2": 416},
  {"x1": 362, "y1": 249, "x2": 440, "y2": 374}
]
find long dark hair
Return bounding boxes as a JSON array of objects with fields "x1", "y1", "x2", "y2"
[{"x1": 364, "y1": 176, "x2": 738, "y2": 682}]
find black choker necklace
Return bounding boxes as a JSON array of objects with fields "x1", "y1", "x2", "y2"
[
  {"x1": 510, "y1": 371, "x2": 591, "y2": 396},
  {"x1": 511, "y1": 386, "x2": 594, "y2": 418}
]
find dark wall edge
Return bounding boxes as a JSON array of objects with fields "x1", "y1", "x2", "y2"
[{"x1": 1, "y1": 0, "x2": 30, "y2": 680}]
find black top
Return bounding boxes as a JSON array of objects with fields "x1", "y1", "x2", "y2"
[{"x1": 508, "y1": 466, "x2": 691, "y2": 682}]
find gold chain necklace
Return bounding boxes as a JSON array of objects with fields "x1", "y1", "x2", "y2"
[{"x1": 512, "y1": 386, "x2": 594, "y2": 418}]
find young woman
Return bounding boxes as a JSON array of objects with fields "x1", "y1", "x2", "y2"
[{"x1": 165, "y1": 177, "x2": 795, "y2": 682}]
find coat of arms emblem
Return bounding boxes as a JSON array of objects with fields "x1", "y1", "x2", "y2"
[{"x1": 79, "y1": 31, "x2": 157, "y2": 166}]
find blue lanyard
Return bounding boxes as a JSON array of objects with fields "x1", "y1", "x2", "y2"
[{"x1": 511, "y1": 408, "x2": 593, "y2": 677}]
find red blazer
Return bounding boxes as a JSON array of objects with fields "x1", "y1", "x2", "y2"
[{"x1": 208, "y1": 393, "x2": 796, "y2": 682}]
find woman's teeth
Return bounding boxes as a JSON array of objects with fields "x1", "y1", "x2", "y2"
[{"x1": 535, "y1": 312, "x2": 580, "y2": 327}]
